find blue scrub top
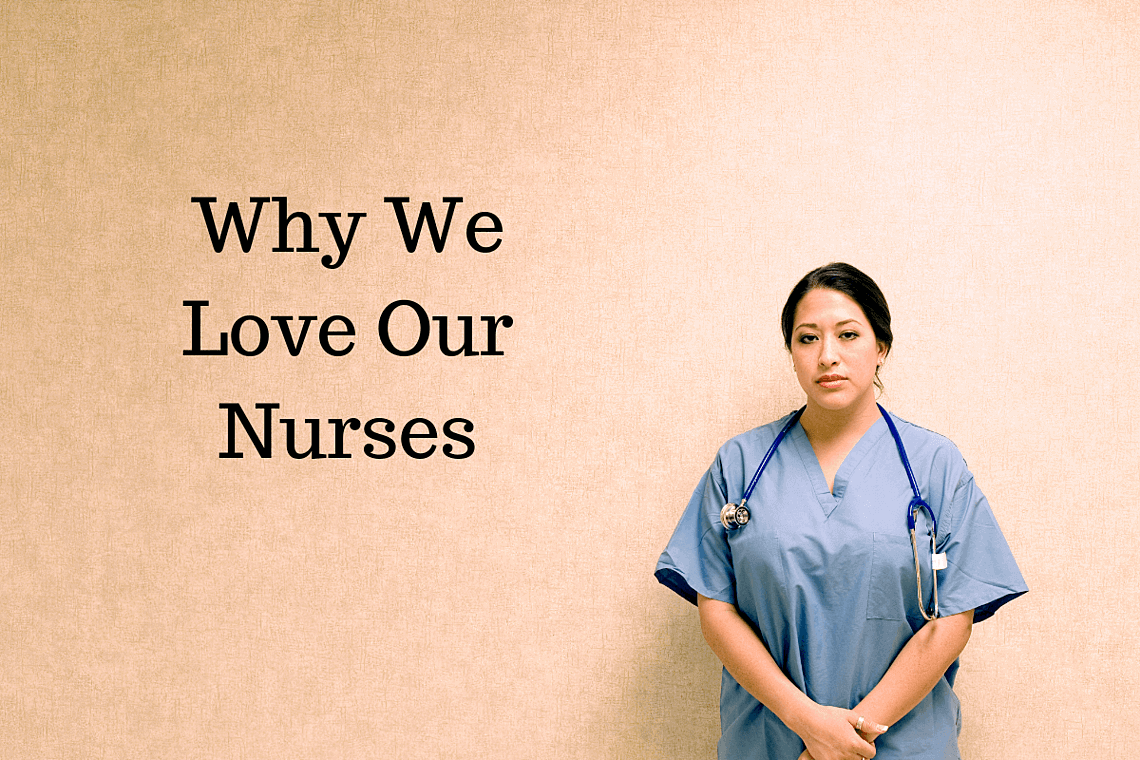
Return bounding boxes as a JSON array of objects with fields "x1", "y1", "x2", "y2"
[{"x1": 656, "y1": 410, "x2": 1027, "y2": 760}]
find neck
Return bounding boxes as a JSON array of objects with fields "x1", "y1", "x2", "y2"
[{"x1": 799, "y1": 396, "x2": 881, "y2": 443}]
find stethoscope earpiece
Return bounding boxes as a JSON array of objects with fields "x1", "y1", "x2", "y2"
[{"x1": 906, "y1": 497, "x2": 943, "y2": 620}]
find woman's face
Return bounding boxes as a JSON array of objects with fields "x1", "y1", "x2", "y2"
[{"x1": 790, "y1": 288, "x2": 886, "y2": 416}]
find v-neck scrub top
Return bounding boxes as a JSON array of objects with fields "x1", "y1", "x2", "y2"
[{"x1": 656, "y1": 411, "x2": 1027, "y2": 760}]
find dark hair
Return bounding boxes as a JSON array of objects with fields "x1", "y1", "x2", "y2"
[{"x1": 781, "y1": 263, "x2": 893, "y2": 387}]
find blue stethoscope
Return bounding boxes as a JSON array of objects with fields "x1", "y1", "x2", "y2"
[{"x1": 719, "y1": 404, "x2": 945, "y2": 620}]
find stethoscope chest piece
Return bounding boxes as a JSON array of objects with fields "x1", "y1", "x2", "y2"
[
  {"x1": 721, "y1": 408, "x2": 806, "y2": 534},
  {"x1": 720, "y1": 502, "x2": 750, "y2": 530}
]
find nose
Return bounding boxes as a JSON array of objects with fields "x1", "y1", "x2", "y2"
[{"x1": 818, "y1": 335, "x2": 839, "y2": 366}]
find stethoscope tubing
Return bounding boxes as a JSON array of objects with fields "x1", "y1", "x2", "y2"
[{"x1": 722, "y1": 404, "x2": 941, "y2": 619}]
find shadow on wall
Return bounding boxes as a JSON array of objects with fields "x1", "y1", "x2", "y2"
[{"x1": 607, "y1": 597, "x2": 724, "y2": 759}]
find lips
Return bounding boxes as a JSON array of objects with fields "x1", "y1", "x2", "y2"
[{"x1": 816, "y1": 374, "x2": 846, "y2": 383}]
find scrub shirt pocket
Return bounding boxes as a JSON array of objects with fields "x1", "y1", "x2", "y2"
[{"x1": 866, "y1": 532, "x2": 913, "y2": 621}]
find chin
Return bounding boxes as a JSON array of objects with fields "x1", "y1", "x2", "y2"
[
  {"x1": 809, "y1": 390, "x2": 873, "y2": 413},
  {"x1": 812, "y1": 397, "x2": 853, "y2": 411}
]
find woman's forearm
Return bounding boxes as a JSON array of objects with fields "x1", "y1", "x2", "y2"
[
  {"x1": 854, "y1": 609, "x2": 974, "y2": 727},
  {"x1": 699, "y1": 594, "x2": 887, "y2": 760},
  {"x1": 696, "y1": 594, "x2": 818, "y2": 735}
]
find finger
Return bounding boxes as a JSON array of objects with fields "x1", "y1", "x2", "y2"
[
  {"x1": 849, "y1": 714, "x2": 889, "y2": 735},
  {"x1": 856, "y1": 735, "x2": 877, "y2": 759}
]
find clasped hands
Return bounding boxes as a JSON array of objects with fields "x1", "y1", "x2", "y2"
[{"x1": 795, "y1": 706, "x2": 889, "y2": 760}]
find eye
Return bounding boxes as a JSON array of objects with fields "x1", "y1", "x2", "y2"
[
  {"x1": 797, "y1": 334, "x2": 818, "y2": 344},
  {"x1": 840, "y1": 331, "x2": 859, "y2": 340}
]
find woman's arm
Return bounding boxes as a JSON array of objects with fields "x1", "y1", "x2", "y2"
[
  {"x1": 697, "y1": 594, "x2": 883, "y2": 760},
  {"x1": 852, "y1": 609, "x2": 974, "y2": 729},
  {"x1": 799, "y1": 610, "x2": 975, "y2": 759}
]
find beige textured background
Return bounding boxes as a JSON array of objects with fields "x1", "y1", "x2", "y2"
[{"x1": 3, "y1": 1, "x2": 1138, "y2": 757}]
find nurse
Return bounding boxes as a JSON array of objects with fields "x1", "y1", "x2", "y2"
[{"x1": 655, "y1": 263, "x2": 1027, "y2": 760}]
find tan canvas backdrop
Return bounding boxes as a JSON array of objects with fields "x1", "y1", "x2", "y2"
[{"x1": 4, "y1": 1, "x2": 1137, "y2": 757}]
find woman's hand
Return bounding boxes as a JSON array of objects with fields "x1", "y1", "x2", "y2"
[{"x1": 795, "y1": 706, "x2": 887, "y2": 760}]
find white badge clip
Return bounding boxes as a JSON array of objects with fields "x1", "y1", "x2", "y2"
[{"x1": 932, "y1": 552, "x2": 948, "y2": 571}]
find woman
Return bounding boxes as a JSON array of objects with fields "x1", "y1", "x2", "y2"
[{"x1": 656, "y1": 263, "x2": 1027, "y2": 760}]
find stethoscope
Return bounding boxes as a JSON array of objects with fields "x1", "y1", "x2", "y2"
[{"x1": 720, "y1": 404, "x2": 945, "y2": 620}]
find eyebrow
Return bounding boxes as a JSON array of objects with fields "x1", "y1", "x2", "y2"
[{"x1": 794, "y1": 319, "x2": 862, "y2": 331}]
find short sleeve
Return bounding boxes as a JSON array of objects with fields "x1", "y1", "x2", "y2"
[
  {"x1": 936, "y1": 470, "x2": 1028, "y2": 623},
  {"x1": 654, "y1": 458, "x2": 737, "y2": 606}
]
